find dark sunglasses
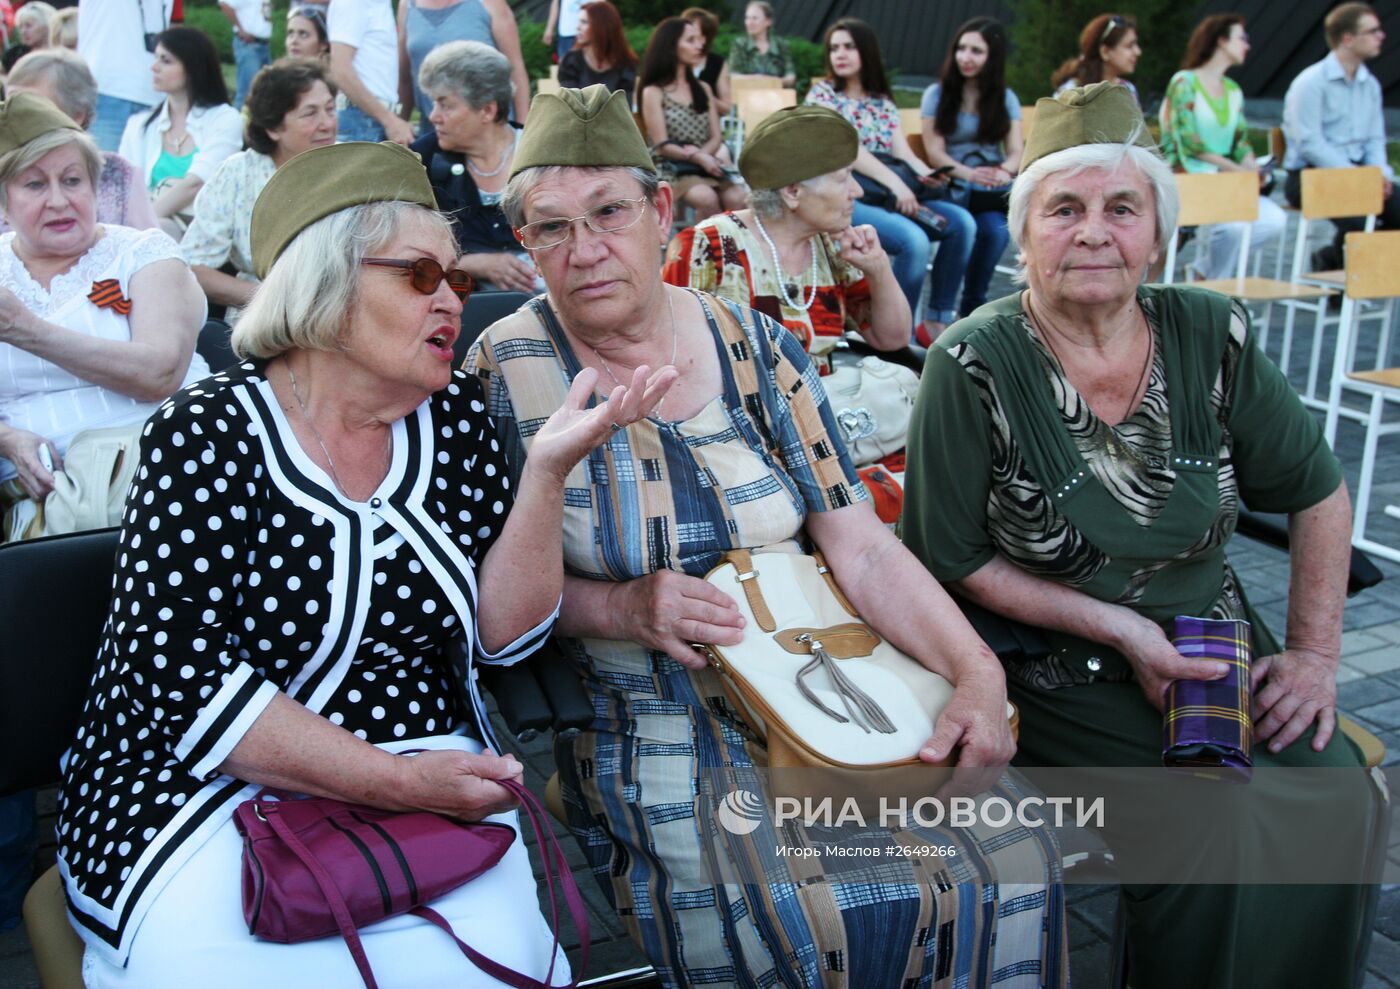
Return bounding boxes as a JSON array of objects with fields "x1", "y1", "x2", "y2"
[
  {"x1": 361, "y1": 257, "x2": 473, "y2": 301},
  {"x1": 1099, "y1": 15, "x2": 1126, "y2": 46}
]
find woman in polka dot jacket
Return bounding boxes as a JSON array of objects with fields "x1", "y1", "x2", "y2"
[{"x1": 56, "y1": 142, "x2": 675, "y2": 987}]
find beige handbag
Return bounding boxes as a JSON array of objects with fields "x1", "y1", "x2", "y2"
[
  {"x1": 1, "y1": 422, "x2": 143, "y2": 542},
  {"x1": 697, "y1": 549, "x2": 1017, "y2": 770},
  {"x1": 821, "y1": 355, "x2": 918, "y2": 466}
]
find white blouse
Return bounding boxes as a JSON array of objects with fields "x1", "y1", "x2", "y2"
[
  {"x1": 117, "y1": 101, "x2": 245, "y2": 189},
  {"x1": 0, "y1": 226, "x2": 210, "y2": 481}
]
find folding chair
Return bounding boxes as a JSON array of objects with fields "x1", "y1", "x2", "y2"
[
  {"x1": 537, "y1": 75, "x2": 562, "y2": 98},
  {"x1": 734, "y1": 87, "x2": 795, "y2": 134},
  {"x1": 1322, "y1": 230, "x2": 1400, "y2": 563},
  {"x1": 1020, "y1": 104, "x2": 1035, "y2": 145},
  {"x1": 1278, "y1": 166, "x2": 1389, "y2": 405},
  {"x1": 1161, "y1": 171, "x2": 1334, "y2": 343},
  {"x1": 898, "y1": 107, "x2": 929, "y2": 166}
]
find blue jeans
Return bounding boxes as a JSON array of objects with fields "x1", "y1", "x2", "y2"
[
  {"x1": 91, "y1": 92, "x2": 153, "y2": 153},
  {"x1": 337, "y1": 104, "x2": 386, "y2": 143},
  {"x1": 922, "y1": 200, "x2": 975, "y2": 325},
  {"x1": 233, "y1": 36, "x2": 271, "y2": 108},
  {"x1": 960, "y1": 208, "x2": 1011, "y2": 318},
  {"x1": 556, "y1": 35, "x2": 576, "y2": 60},
  {"x1": 0, "y1": 792, "x2": 35, "y2": 932},
  {"x1": 851, "y1": 201, "x2": 930, "y2": 321}
]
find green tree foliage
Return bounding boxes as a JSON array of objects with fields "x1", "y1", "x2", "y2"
[{"x1": 1006, "y1": 0, "x2": 1204, "y2": 108}]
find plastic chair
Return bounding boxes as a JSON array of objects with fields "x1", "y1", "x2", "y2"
[
  {"x1": 455, "y1": 290, "x2": 533, "y2": 365},
  {"x1": 1020, "y1": 104, "x2": 1036, "y2": 144},
  {"x1": 1322, "y1": 230, "x2": 1400, "y2": 563}
]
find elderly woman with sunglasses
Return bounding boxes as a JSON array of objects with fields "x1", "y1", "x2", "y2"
[
  {"x1": 466, "y1": 85, "x2": 1066, "y2": 989},
  {"x1": 57, "y1": 140, "x2": 668, "y2": 986}
]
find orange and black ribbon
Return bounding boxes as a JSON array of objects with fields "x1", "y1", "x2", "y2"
[{"x1": 88, "y1": 279, "x2": 132, "y2": 315}]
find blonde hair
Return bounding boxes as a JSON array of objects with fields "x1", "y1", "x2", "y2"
[
  {"x1": 15, "y1": 2, "x2": 56, "y2": 45},
  {"x1": 50, "y1": 8, "x2": 78, "y2": 49},
  {"x1": 0, "y1": 127, "x2": 102, "y2": 209},
  {"x1": 233, "y1": 201, "x2": 454, "y2": 359}
]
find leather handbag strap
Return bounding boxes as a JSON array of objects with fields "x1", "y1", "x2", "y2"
[
  {"x1": 725, "y1": 548, "x2": 777, "y2": 632},
  {"x1": 265, "y1": 806, "x2": 382, "y2": 989},
  {"x1": 262, "y1": 781, "x2": 588, "y2": 989}
]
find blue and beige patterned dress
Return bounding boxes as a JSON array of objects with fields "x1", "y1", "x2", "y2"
[{"x1": 467, "y1": 291, "x2": 1066, "y2": 988}]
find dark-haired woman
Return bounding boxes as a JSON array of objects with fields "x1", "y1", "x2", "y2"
[
  {"x1": 285, "y1": 5, "x2": 331, "y2": 62},
  {"x1": 681, "y1": 6, "x2": 731, "y2": 116},
  {"x1": 557, "y1": 1, "x2": 637, "y2": 104},
  {"x1": 806, "y1": 17, "x2": 972, "y2": 336},
  {"x1": 182, "y1": 59, "x2": 337, "y2": 321},
  {"x1": 118, "y1": 27, "x2": 243, "y2": 238},
  {"x1": 638, "y1": 16, "x2": 745, "y2": 220},
  {"x1": 1052, "y1": 13, "x2": 1141, "y2": 104},
  {"x1": 920, "y1": 17, "x2": 1021, "y2": 325},
  {"x1": 1161, "y1": 14, "x2": 1284, "y2": 280}
]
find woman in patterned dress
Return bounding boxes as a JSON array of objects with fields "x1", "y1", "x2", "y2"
[
  {"x1": 182, "y1": 58, "x2": 337, "y2": 322},
  {"x1": 467, "y1": 84, "x2": 1065, "y2": 989},
  {"x1": 662, "y1": 106, "x2": 910, "y2": 361},
  {"x1": 902, "y1": 81, "x2": 1375, "y2": 988},
  {"x1": 57, "y1": 140, "x2": 668, "y2": 987},
  {"x1": 636, "y1": 17, "x2": 745, "y2": 221}
]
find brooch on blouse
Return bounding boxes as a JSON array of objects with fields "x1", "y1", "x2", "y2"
[{"x1": 88, "y1": 279, "x2": 132, "y2": 315}]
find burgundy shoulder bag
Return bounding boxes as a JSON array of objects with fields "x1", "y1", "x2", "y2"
[{"x1": 233, "y1": 778, "x2": 588, "y2": 989}]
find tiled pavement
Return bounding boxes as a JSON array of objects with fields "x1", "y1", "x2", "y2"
[{"x1": 4, "y1": 223, "x2": 1400, "y2": 987}]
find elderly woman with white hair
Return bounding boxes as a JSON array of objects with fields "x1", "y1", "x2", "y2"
[
  {"x1": 57, "y1": 140, "x2": 666, "y2": 986},
  {"x1": 467, "y1": 85, "x2": 1067, "y2": 989},
  {"x1": 903, "y1": 82, "x2": 1374, "y2": 988},
  {"x1": 410, "y1": 39, "x2": 537, "y2": 293},
  {"x1": 3, "y1": 48, "x2": 158, "y2": 230},
  {"x1": 663, "y1": 105, "x2": 909, "y2": 360}
]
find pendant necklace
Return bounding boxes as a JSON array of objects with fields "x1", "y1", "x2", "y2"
[
  {"x1": 287, "y1": 363, "x2": 390, "y2": 496},
  {"x1": 582, "y1": 290, "x2": 679, "y2": 417}
]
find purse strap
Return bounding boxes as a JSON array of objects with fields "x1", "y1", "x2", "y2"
[
  {"x1": 262, "y1": 781, "x2": 588, "y2": 989},
  {"x1": 722, "y1": 549, "x2": 858, "y2": 634}
]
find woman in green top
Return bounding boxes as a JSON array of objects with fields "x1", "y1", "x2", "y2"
[
  {"x1": 728, "y1": 1, "x2": 794, "y2": 87},
  {"x1": 1160, "y1": 14, "x2": 1284, "y2": 280},
  {"x1": 902, "y1": 82, "x2": 1375, "y2": 989}
]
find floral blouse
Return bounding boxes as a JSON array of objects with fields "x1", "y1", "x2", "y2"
[
  {"x1": 1161, "y1": 70, "x2": 1251, "y2": 174},
  {"x1": 804, "y1": 78, "x2": 898, "y2": 156},
  {"x1": 180, "y1": 149, "x2": 277, "y2": 321}
]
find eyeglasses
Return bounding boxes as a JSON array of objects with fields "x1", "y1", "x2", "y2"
[
  {"x1": 516, "y1": 197, "x2": 650, "y2": 251},
  {"x1": 360, "y1": 257, "x2": 474, "y2": 301}
]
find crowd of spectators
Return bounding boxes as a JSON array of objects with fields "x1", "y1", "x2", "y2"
[{"x1": 0, "y1": 2, "x2": 1394, "y2": 988}]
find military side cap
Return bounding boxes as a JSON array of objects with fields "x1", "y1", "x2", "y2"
[
  {"x1": 1021, "y1": 81, "x2": 1157, "y2": 171},
  {"x1": 251, "y1": 142, "x2": 438, "y2": 279},
  {"x1": 0, "y1": 92, "x2": 81, "y2": 156},
  {"x1": 739, "y1": 105, "x2": 858, "y2": 190},
  {"x1": 510, "y1": 84, "x2": 653, "y2": 178}
]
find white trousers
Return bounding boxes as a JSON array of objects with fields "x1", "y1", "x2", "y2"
[
  {"x1": 1195, "y1": 195, "x2": 1288, "y2": 281},
  {"x1": 81, "y1": 735, "x2": 570, "y2": 989}
]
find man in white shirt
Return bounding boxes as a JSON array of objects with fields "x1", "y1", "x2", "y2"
[
  {"x1": 220, "y1": 0, "x2": 272, "y2": 109},
  {"x1": 1282, "y1": 2, "x2": 1397, "y2": 262},
  {"x1": 328, "y1": 0, "x2": 413, "y2": 144},
  {"x1": 78, "y1": 0, "x2": 173, "y2": 152}
]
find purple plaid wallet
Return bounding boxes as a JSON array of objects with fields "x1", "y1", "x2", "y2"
[{"x1": 1162, "y1": 616, "x2": 1253, "y2": 781}]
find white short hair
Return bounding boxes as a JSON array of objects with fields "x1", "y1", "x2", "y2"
[
  {"x1": 232, "y1": 201, "x2": 453, "y2": 360},
  {"x1": 1007, "y1": 140, "x2": 1177, "y2": 282}
]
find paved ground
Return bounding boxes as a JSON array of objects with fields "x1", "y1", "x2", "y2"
[{"x1": 3, "y1": 219, "x2": 1399, "y2": 986}]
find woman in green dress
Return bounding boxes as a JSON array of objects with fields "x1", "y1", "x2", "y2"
[{"x1": 902, "y1": 81, "x2": 1377, "y2": 989}]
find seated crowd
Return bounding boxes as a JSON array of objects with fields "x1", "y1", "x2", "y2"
[{"x1": 0, "y1": 2, "x2": 1393, "y2": 988}]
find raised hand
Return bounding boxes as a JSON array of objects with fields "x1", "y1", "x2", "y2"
[
  {"x1": 527, "y1": 364, "x2": 678, "y2": 482},
  {"x1": 834, "y1": 224, "x2": 890, "y2": 275}
]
